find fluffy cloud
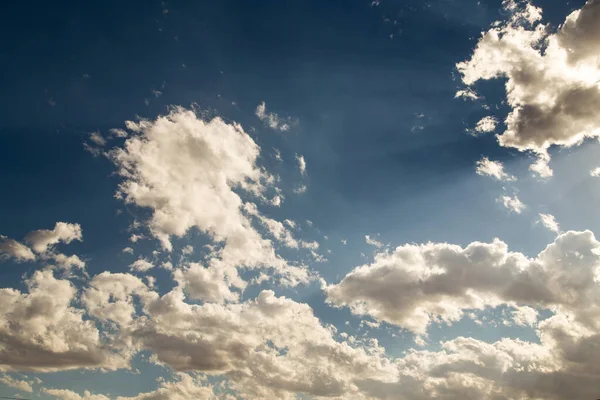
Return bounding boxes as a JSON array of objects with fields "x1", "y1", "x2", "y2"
[
  {"x1": 109, "y1": 108, "x2": 310, "y2": 301},
  {"x1": 296, "y1": 154, "x2": 307, "y2": 176},
  {"x1": 0, "y1": 224, "x2": 84, "y2": 270},
  {"x1": 475, "y1": 157, "x2": 516, "y2": 181},
  {"x1": 327, "y1": 230, "x2": 600, "y2": 335},
  {"x1": 25, "y1": 222, "x2": 82, "y2": 254},
  {"x1": 365, "y1": 235, "x2": 383, "y2": 248},
  {"x1": 499, "y1": 194, "x2": 526, "y2": 213},
  {"x1": 474, "y1": 116, "x2": 498, "y2": 134},
  {"x1": 0, "y1": 270, "x2": 126, "y2": 372},
  {"x1": 255, "y1": 101, "x2": 291, "y2": 131},
  {"x1": 0, "y1": 236, "x2": 35, "y2": 262},
  {"x1": 0, "y1": 374, "x2": 33, "y2": 392},
  {"x1": 539, "y1": 213, "x2": 560, "y2": 233},
  {"x1": 457, "y1": 0, "x2": 600, "y2": 175}
]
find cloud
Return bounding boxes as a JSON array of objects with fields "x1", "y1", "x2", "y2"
[
  {"x1": 475, "y1": 157, "x2": 516, "y2": 181},
  {"x1": 130, "y1": 258, "x2": 154, "y2": 272},
  {"x1": 327, "y1": 230, "x2": 600, "y2": 335},
  {"x1": 44, "y1": 374, "x2": 224, "y2": 400},
  {"x1": 474, "y1": 116, "x2": 498, "y2": 134},
  {"x1": 1, "y1": 224, "x2": 85, "y2": 270},
  {"x1": 295, "y1": 154, "x2": 307, "y2": 175},
  {"x1": 25, "y1": 222, "x2": 83, "y2": 254},
  {"x1": 109, "y1": 108, "x2": 309, "y2": 299},
  {"x1": 365, "y1": 235, "x2": 383, "y2": 248},
  {"x1": 255, "y1": 101, "x2": 291, "y2": 131},
  {"x1": 89, "y1": 132, "x2": 107, "y2": 147},
  {"x1": 0, "y1": 374, "x2": 33, "y2": 392},
  {"x1": 0, "y1": 270, "x2": 127, "y2": 372},
  {"x1": 0, "y1": 236, "x2": 35, "y2": 262},
  {"x1": 457, "y1": 0, "x2": 600, "y2": 176},
  {"x1": 454, "y1": 87, "x2": 480, "y2": 100},
  {"x1": 499, "y1": 194, "x2": 526, "y2": 213},
  {"x1": 539, "y1": 213, "x2": 560, "y2": 233},
  {"x1": 590, "y1": 166, "x2": 600, "y2": 177}
]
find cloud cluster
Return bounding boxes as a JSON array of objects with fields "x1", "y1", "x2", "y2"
[
  {"x1": 457, "y1": 0, "x2": 600, "y2": 175},
  {"x1": 255, "y1": 101, "x2": 291, "y2": 131},
  {"x1": 109, "y1": 108, "x2": 310, "y2": 302},
  {"x1": 0, "y1": 222, "x2": 84, "y2": 270},
  {"x1": 475, "y1": 157, "x2": 515, "y2": 181}
]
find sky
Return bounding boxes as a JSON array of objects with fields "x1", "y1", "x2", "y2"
[{"x1": 1, "y1": 0, "x2": 600, "y2": 399}]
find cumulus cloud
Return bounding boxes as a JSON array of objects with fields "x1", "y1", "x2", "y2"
[
  {"x1": 0, "y1": 374, "x2": 33, "y2": 392},
  {"x1": 109, "y1": 108, "x2": 310, "y2": 300},
  {"x1": 25, "y1": 222, "x2": 82, "y2": 254},
  {"x1": 255, "y1": 101, "x2": 291, "y2": 131},
  {"x1": 539, "y1": 213, "x2": 560, "y2": 233},
  {"x1": 1, "y1": 224, "x2": 84, "y2": 270},
  {"x1": 499, "y1": 194, "x2": 526, "y2": 213},
  {"x1": 0, "y1": 236, "x2": 35, "y2": 262},
  {"x1": 457, "y1": 0, "x2": 600, "y2": 176},
  {"x1": 475, "y1": 157, "x2": 516, "y2": 181},
  {"x1": 130, "y1": 258, "x2": 154, "y2": 272},
  {"x1": 296, "y1": 154, "x2": 307, "y2": 176},
  {"x1": 0, "y1": 270, "x2": 127, "y2": 372},
  {"x1": 590, "y1": 166, "x2": 600, "y2": 177},
  {"x1": 327, "y1": 230, "x2": 600, "y2": 335},
  {"x1": 45, "y1": 374, "x2": 224, "y2": 400},
  {"x1": 474, "y1": 116, "x2": 497, "y2": 134}
]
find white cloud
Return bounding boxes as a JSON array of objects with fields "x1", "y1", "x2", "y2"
[
  {"x1": 293, "y1": 184, "x2": 307, "y2": 194},
  {"x1": 122, "y1": 247, "x2": 134, "y2": 254},
  {"x1": 0, "y1": 374, "x2": 33, "y2": 392},
  {"x1": 109, "y1": 108, "x2": 310, "y2": 300},
  {"x1": 25, "y1": 222, "x2": 82, "y2": 254},
  {"x1": 590, "y1": 167, "x2": 600, "y2": 177},
  {"x1": 500, "y1": 194, "x2": 526, "y2": 213},
  {"x1": 0, "y1": 236, "x2": 35, "y2": 262},
  {"x1": 457, "y1": 0, "x2": 600, "y2": 176},
  {"x1": 454, "y1": 87, "x2": 480, "y2": 100},
  {"x1": 0, "y1": 270, "x2": 127, "y2": 372},
  {"x1": 539, "y1": 213, "x2": 560, "y2": 233},
  {"x1": 44, "y1": 388, "x2": 110, "y2": 400},
  {"x1": 365, "y1": 235, "x2": 383, "y2": 248},
  {"x1": 130, "y1": 258, "x2": 154, "y2": 272},
  {"x1": 296, "y1": 154, "x2": 307, "y2": 175},
  {"x1": 327, "y1": 230, "x2": 600, "y2": 335},
  {"x1": 475, "y1": 157, "x2": 516, "y2": 181},
  {"x1": 510, "y1": 305, "x2": 538, "y2": 326},
  {"x1": 255, "y1": 101, "x2": 291, "y2": 131},
  {"x1": 474, "y1": 116, "x2": 497, "y2": 134}
]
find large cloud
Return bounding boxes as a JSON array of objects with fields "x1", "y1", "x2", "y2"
[
  {"x1": 0, "y1": 270, "x2": 126, "y2": 372},
  {"x1": 457, "y1": 0, "x2": 600, "y2": 175},
  {"x1": 109, "y1": 108, "x2": 309, "y2": 302},
  {"x1": 81, "y1": 273, "x2": 396, "y2": 400},
  {"x1": 326, "y1": 230, "x2": 600, "y2": 335}
]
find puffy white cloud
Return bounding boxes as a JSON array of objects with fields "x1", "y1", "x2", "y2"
[
  {"x1": 25, "y1": 222, "x2": 82, "y2": 254},
  {"x1": 590, "y1": 166, "x2": 600, "y2": 177},
  {"x1": 474, "y1": 116, "x2": 497, "y2": 134},
  {"x1": 539, "y1": 213, "x2": 560, "y2": 233},
  {"x1": 296, "y1": 154, "x2": 307, "y2": 175},
  {"x1": 499, "y1": 194, "x2": 526, "y2": 213},
  {"x1": 255, "y1": 101, "x2": 290, "y2": 131},
  {"x1": 457, "y1": 0, "x2": 600, "y2": 176},
  {"x1": 454, "y1": 87, "x2": 480, "y2": 100},
  {"x1": 130, "y1": 258, "x2": 154, "y2": 272},
  {"x1": 475, "y1": 157, "x2": 516, "y2": 181},
  {"x1": 44, "y1": 388, "x2": 110, "y2": 400},
  {"x1": 509, "y1": 305, "x2": 538, "y2": 326},
  {"x1": 109, "y1": 108, "x2": 310, "y2": 298},
  {"x1": 0, "y1": 374, "x2": 33, "y2": 392},
  {"x1": 0, "y1": 270, "x2": 127, "y2": 372},
  {"x1": 327, "y1": 230, "x2": 600, "y2": 335},
  {"x1": 89, "y1": 132, "x2": 107, "y2": 147},
  {"x1": 0, "y1": 236, "x2": 35, "y2": 262}
]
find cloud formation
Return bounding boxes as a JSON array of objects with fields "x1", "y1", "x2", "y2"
[
  {"x1": 255, "y1": 101, "x2": 291, "y2": 131},
  {"x1": 458, "y1": 0, "x2": 600, "y2": 176},
  {"x1": 475, "y1": 157, "x2": 515, "y2": 181}
]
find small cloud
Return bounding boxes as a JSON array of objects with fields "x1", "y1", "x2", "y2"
[
  {"x1": 296, "y1": 154, "x2": 307, "y2": 175},
  {"x1": 130, "y1": 258, "x2": 154, "y2": 272},
  {"x1": 474, "y1": 116, "x2": 497, "y2": 134},
  {"x1": 538, "y1": 213, "x2": 560, "y2": 234},
  {"x1": 455, "y1": 88, "x2": 479, "y2": 101},
  {"x1": 294, "y1": 184, "x2": 307, "y2": 194},
  {"x1": 475, "y1": 157, "x2": 516, "y2": 182},
  {"x1": 255, "y1": 101, "x2": 292, "y2": 131},
  {"x1": 590, "y1": 167, "x2": 600, "y2": 177},
  {"x1": 89, "y1": 132, "x2": 107, "y2": 147},
  {"x1": 365, "y1": 235, "x2": 383, "y2": 248},
  {"x1": 122, "y1": 247, "x2": 134, "y2": 254},
  {"x1": 341, "y1": 239, "x2": 347, "y2": 245},
  {"x1": 499, "y1": 195, "x2": 526, "y2": 214}
]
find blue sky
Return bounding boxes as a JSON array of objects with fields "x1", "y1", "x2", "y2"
[{"x1": 2, "y1": 0, "x2": 600, "y2": 399}]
